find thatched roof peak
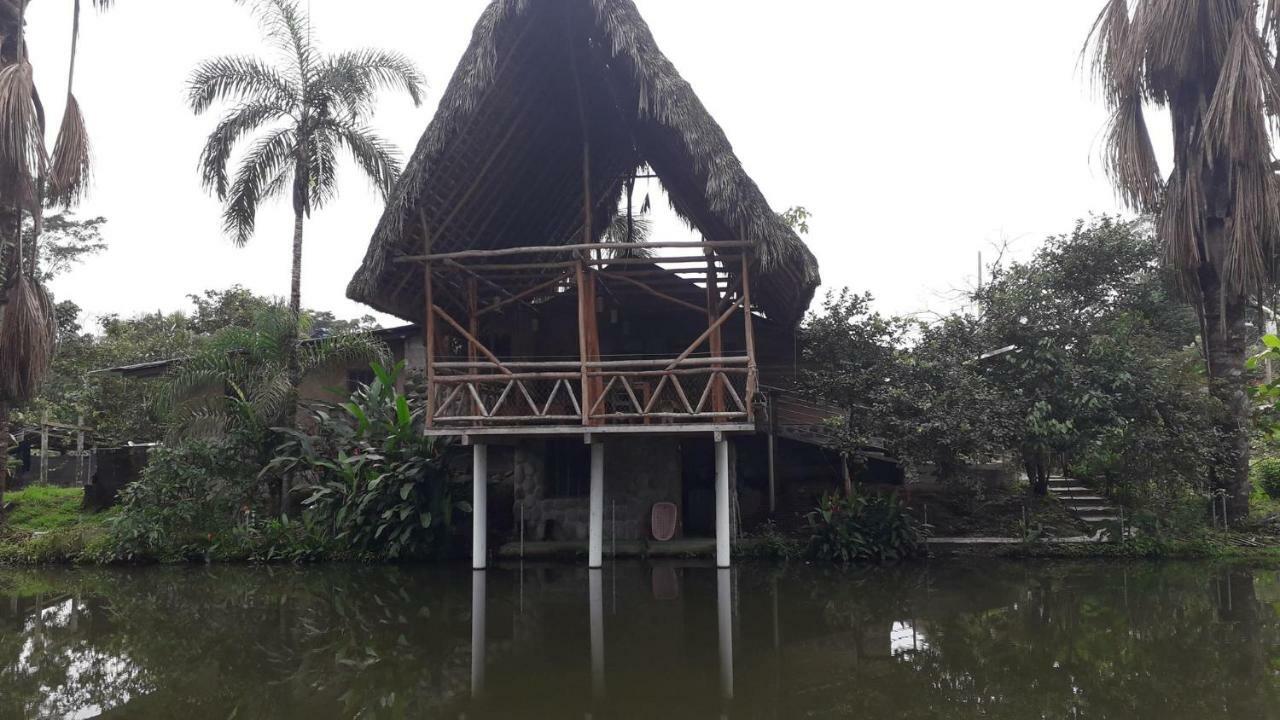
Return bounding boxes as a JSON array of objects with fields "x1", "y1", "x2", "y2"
[{"x1": 347, "y1": 0, "x2": 820, "y2": 325}]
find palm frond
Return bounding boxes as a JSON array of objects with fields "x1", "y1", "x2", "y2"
[
  {"x1": 0, "y1": 61, "x2": 47, "y2": 212},
  {"x1": 48, "y1": 93, "x2": 91, "y2": 206},
  {"x1": 323, "y1": 121, "x2": 401, "y2": 201},
  {"x1": 1102, "y1": 92, "x2": 1162, "y2": 210},
  {"x1": 198, "y1": 100, "x2": 292, "y2": 198},
  {"x1": 1084, "y1": 0, "x2": 1139, "y2": 104},
  {"x1": 221, "y1": 127, "x2": 298, "y2": 245},
  {"x1": 313, "y1": 49, "x2": 426, "y2": 118},
  {"x1": 602, "y1": 211, "x2": 654, "y2": 258},
  {"x1": 244, "y1": 0, "x2": 313, "y2": 82},
  {"x1": 0, "y1": 274, "x2": 55, "y2": 403},
  {"x1": 299, "y1": 332, "x2": 388, "y2": 376},
  {"x1": 187, "y1": 55, "x2": 298, "y2": 114}
]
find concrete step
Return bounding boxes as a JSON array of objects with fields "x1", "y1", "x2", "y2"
[
  {"x1": 1078, "y1": 514, "x2": 1121, "y2": 525},
  {"x1": 1058, "y1": 496, "x2": 1110, "y2": 506},
  {"x1": 1068, "y1": 505, "x2": 1118, "y2": 515},
  {"x1": 1048, "y1": 486, "x2": 1093, "y2": 494}
]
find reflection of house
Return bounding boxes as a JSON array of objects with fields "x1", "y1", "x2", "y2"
[{"x1": 344, "y1": 0, "x2": 839, "y2": 568}]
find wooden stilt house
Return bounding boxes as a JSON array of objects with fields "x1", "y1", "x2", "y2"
[{"x1": 347, "y1": 0, "x2": 822, "y2": 567}]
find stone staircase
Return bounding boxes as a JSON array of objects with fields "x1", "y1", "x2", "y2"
[{"x1": 1047, "y1": 477, "x2": 1121, "y2": 533}]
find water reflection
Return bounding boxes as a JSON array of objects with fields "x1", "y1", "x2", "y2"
[{"x1": 1, "y1": 561, "x2": 1279, "y2": 719}]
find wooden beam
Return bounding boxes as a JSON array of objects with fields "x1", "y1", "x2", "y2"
[
  {"x1": 576, "y1": 259, "x2": 591, "y2": 427},
  {"x1": 666, "y1": 299, "x2": 744, "y2": 372},
  {"x1": 432, "y1": 305, "x2": 513, "y2": 375},
  {"x1": 598, "y1": 272, "x2": 705, "y2": 315},
  {"x1": 477, "y1": 271, "x2": 573, "y2": 316},
  {"x1": 395, "y1": 241, "x2": 752, "y2": 264}
]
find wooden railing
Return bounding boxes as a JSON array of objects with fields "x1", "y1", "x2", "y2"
[{"x1": 430, "y1": 355, "x2": 754, "y2": 427}]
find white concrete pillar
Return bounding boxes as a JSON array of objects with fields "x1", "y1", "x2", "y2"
[
  {"x1": 717, "y1": 567, "x2": 734, "y2": 701},
  {"x1": 589, "y1": 567, "x2": 606, "y2": 700},
  {"x1": 588, "y1": 442, "x2": 605, "y2": 568},
  {"x1": 473, "y1": 444, "x2": 488, "y2": 570},
  {"x1": 471, "y1": 570, "x2": 486, "y2": 699},
  {"x1": 715, "y1": 439, "x2": 731, "y2": 568}
]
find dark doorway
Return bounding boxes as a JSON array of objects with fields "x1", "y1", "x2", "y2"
[{"x1": 680, "y1": 438, "x2": 715, "y2": 537}]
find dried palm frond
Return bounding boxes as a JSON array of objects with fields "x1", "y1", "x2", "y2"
[
  {"x1": 1085, "y1": 0, "x2": 1139, "y2": 103},
  {"x1": 0, "y1": 61, "x2": 46, "y2": 214},
  {"x1": 1103, "y1": 92, "x2": 1163, "y2": 210},
  {"x1": 0, "y1": 273, "x2": 55, "y2": 403},
  {"x1": 1158, "y1": 170, "x2": 1204, "y2": 292},
  {"x1": 48, "y1": 93, "x2": 90, "y2": 206},
  {"x1": 1203, "y1": 18, "x2": 1280, "y2": 163}
]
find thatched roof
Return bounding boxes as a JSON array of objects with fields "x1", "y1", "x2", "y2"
[{"x1": 347, "y1": 0, "x2": 820, "y2": 326}]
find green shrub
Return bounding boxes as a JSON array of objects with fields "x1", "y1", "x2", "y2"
[
  {"x1": 806, "y1": 492, "x2": 928, "y2": 564},
  {"x1": 1253, "y1": 458, "x2": 1280, "y2": 500},
  {"x1": 265, "y1": 361, "x2": 468, "y2": 561},
  {"x1": 104, "y1": 441, "x2": 260, "y2": 561}
]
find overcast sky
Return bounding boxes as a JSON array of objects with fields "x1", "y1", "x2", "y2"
[{"x1": 26, "y1": 0, "x2": 1146, "y2": 328}]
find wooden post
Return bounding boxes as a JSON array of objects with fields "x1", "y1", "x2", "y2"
[
  {"x1": 39, "y1": 411, "x2": 48, "y2": 485},
  {"x1": 741, "y1": 254, "x2": 758, "y2": 421},
  {"x1": 75, "y1": 414, "x2": 84, "y2": 486},
  {"x1": 576, "y1": 259, "x2": 591, "y2": 426},
  {"x1": 706, "y1": 247, "x2": 725, "y2": 413},
  {"x1": 766, "y1": 393, "x2": 777, "y2": 515},
  {"x1": 468, "y1": 277, "x2": 479, "y2": 419},
  {"x1": 423, "y1": 216, "x2": 436, "y2": 430}
]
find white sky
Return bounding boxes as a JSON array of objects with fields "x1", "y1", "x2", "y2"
[{"x1": 27, "y1": 0, "x2": 1147, "y2": 328}]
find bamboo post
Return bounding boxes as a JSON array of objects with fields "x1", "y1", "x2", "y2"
[
  {"x1": 468, "y1": 277, "x2": 480, "y2": 419},
  {"x1": 767, "y1": 392, "x2": 777, "y2": 515},
  {"x1": 423, "y1": 216, "x2": 436, "y2": 430},
  {"x1": 705, "y1": 247, "x2": 725, "y2": 414},
  {"x1": 39, "y1": 411, "x2": 48, "y2": 485},
  {"x1": 75, "y1": 414, "x2": 84, "y2": 485},
  {"x1": 576, "y1": 259, "x2": 591, "y2": 426},
  {"x1": 740, "y1": 254, "x2": 757, "y2": 421}
]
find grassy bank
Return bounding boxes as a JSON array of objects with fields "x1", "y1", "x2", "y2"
[{"x1": 0, "y1": 485, "x2": 112, "y2": 564}]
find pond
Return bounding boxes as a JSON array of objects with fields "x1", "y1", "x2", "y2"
[{"x1": 0, "y1": 560, "x2": 1277, "y2": 719}]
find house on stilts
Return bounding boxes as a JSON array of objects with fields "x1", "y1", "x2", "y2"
[{"x1": 347, "y1": 0, "x2": 839, "y2": 569}]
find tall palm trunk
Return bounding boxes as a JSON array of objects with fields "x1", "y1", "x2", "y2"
[
  {"x1": 1199, "y1": 218, "x2": 1252, "y2": 521},
  {"x1": 279, "y1": 207, "x2": 304, "y2": 517}
]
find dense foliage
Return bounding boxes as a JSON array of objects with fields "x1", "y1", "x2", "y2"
[
  {"x1": 806, "y1": 492, "x2": 927, "y2": 564},
  {"x1": 796, "y1": 216, "x2": 1219, "y2": 515},
  {"x1": 266, "y1": 362, "x2": 467, "y2": 560}
]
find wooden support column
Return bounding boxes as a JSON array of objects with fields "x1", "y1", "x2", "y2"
[
  {"x1": 576, "y1": 259, "x2": 592, "y2": 426},
  {"x1": 39, "y1": 411, "x2": 48, "y2": 485},
  {"x1": 766, "y1": 392, "x2": 777, "y2": 515},
  {"x1": 741, "y1": 255, "x2": 758, "y2": 421},
  {"x1": 423, "y1": 217, "x2": 436, "y2": 429},
  {"x1": 706, "y1": 248, "x2": 725, "y2": 413},
  {"x1": 467, "y1": 277, "x2": 479, "y2": 418}
]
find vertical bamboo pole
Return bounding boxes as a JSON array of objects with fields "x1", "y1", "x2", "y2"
[
  {"x1": 423, "y1": 218, "x2": 436, "y2": 429},
  {"x1": 576, "y1": 258, "x2": 591, "y2": 427},
  {"x1": 767, "y1": 393, "x2": 777, "y2": 515},
  {"x1": 740, "y1": 254, "x2": 757, "y2": 420},
  {"x1": 468, "y1": 277, "x2": 479, "y2": 419},
  {"x1": 75, "y1": 414, "x2": 84, "y2": 485},
  {"x1": 39, "y1": 411, "x2": 48, "y2": 485},
  {"x1": 706, "y1": 247, "x2": 725, "y2": 413}
]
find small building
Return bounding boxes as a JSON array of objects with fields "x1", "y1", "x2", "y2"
[{"x1": 346, "y1": 0, "x2": 825, "y2": 568}]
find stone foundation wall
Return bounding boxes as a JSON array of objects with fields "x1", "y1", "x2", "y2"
[{"x1": 514, "y1": 437, "x2": 682, "y2": 542}]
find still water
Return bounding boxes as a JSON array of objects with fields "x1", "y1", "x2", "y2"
[{"x1": 0, "y1": 560, "x2": 1277, "y2": 719}]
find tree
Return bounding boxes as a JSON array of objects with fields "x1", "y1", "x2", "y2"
[
  {"x1": 0, "y1": 0, "x2": 119, "y2": 511},
  {"x1": 1083, "y1": 0, "x2": 1280, "y2": 519},
  {"x1": 188, "y1": 0, "x2": 424, "y2": 423}
]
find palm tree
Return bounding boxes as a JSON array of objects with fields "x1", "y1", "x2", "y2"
[
  {"x1": 0, "y1": 0, "x2": 117, "y2": 510},
  {"x1": 155, "y1": 303, "x2": 387, "y2": 515},
  {"x1": 156, "y1": 303, "x2": 387, "y2": 443},
  {"x1": 1085, "y1": 0, "x2": 1280, "y2": 519},
  {"x1": 188, "y1": 0, "x2": 424, "y2": 414}
]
